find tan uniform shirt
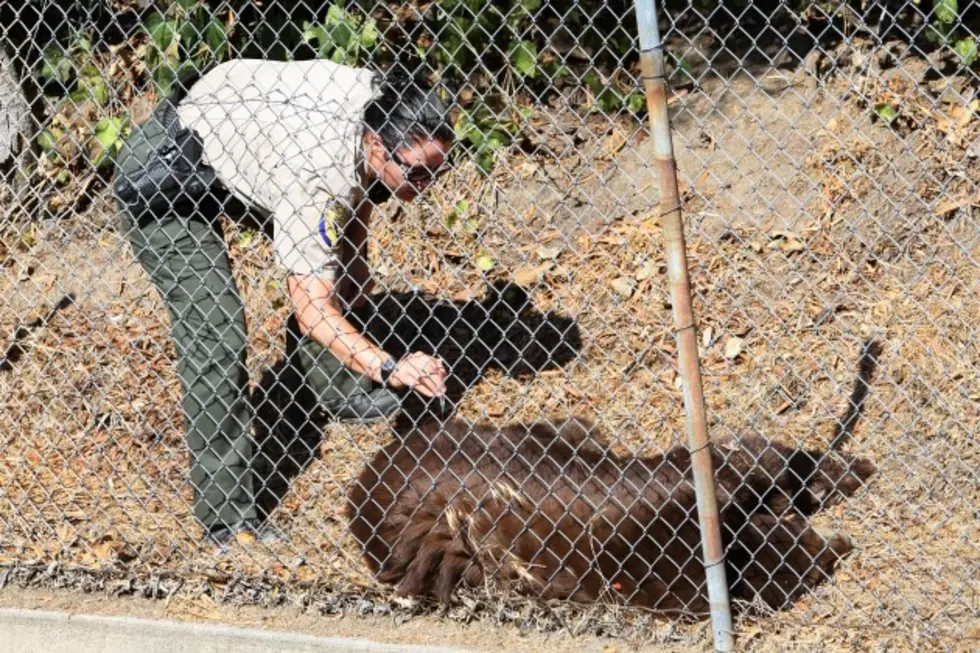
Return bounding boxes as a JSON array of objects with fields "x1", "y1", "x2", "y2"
[{"x1": 175, "y1": 58, "x2": 380, "y2": 291}]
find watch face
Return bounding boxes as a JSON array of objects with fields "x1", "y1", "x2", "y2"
[{"x1": 381, "y1": 358, "x2": 396, "y2": 383}]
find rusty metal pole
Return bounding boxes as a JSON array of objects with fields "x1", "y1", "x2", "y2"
[{"x1": 631, "y1": 1, "x2": 735, "y2": 650}]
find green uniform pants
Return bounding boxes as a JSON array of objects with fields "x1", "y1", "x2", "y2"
[{"x1": 115, "y1": 113, "x2": 371, "y2": 531}]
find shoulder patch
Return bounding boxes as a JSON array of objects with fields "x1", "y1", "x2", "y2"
[{"x1": 318, "y1": 206, "x2": 341, "y2": 246}]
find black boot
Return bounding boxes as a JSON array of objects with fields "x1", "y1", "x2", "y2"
[
  {"x1": 203, "y1": 518, "x2": 289, "y2": 548},
  {"x1": 285, "y1": 314, "x2": 405, "y2": 425},
  {"x1": 320, "y1": 386, "x2": 402, "y2": 424}
]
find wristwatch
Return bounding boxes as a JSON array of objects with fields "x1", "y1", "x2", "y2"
[{"x1": 379, "y1": 357, "x2": 397, "y2": 388}]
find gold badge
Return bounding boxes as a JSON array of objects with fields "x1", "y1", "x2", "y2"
[{"x1": 318, "y1": 206, "x2": 340, "y2": 246}]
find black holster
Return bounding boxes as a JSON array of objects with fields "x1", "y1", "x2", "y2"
[{"x1": 113, "y1": 68, "x2": 218, "y2": 216}]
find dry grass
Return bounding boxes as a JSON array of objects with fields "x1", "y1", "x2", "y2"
[{"x1": 1, "y1": 49, "x2": 978, "y2": 652}]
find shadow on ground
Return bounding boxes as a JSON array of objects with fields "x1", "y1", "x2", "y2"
[{"x1": 248, "y1": 281, "x2": 583, "y2": 519}]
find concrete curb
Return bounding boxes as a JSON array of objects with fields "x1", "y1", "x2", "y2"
[{"x1": 2, "y1": 607, "x2": 475, "y2": 653}]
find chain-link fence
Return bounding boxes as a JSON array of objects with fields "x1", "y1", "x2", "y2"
[{"x1": 1, "y1": 1, "x2": 977, "y2": 650}]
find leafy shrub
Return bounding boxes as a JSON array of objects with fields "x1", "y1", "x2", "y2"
[
  {"x1": 36, "y1": 31, "x2": 129, "y2": 177},
  {"x1": 22, "y1": 0, "x2": 979, "y2": 191},
  {"x1": 927, "y1": 0, "x2": 978, "y2": 67},
  {"x1": 25, "y1": 0, "x2": 653, "y2": 184},
  {"x1": 142, "y1": 0, "x2": 232, "y2": 96},
  {"x1": 301, "y1": 4, "x2": 380, "y2": 64}
]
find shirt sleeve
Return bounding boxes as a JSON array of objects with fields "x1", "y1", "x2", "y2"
[{"x1": 272, "y1": 181, "x2": 352, "y2": 280}]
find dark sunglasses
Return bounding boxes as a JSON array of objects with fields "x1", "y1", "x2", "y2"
[{"x1": 391, "y1": 151, "x2": 448, "y2": 188}]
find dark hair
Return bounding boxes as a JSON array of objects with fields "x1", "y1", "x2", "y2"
[{"x1": 364, "y1": 70, "x2": 455, "y2": 152}]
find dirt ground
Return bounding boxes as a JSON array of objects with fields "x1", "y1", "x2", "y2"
[
  {"x1": 0, "y1": 585, "x2": 645, "y2": 653},
  {"x1": 1, "y1": 38, "x2": 978, "y2": 652}
]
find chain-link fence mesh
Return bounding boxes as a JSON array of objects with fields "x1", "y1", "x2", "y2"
[{"x1": 1, "y1": 1, "x2": 977, "y2": 650}]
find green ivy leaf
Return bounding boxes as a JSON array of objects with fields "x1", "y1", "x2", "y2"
[
  {"x1": 596, "y1": 88, "x2": 623, "y2": 113},
  {"x1": 445, "y1": 198, "x2": 469, "y2": 228},
  {"x1": 627, "y1": 92, "x2": 647, "y2": 114},
  {"x1": 486, "y1": 128, "x2": 512, "y2": 150},
  {"x1": 37, "y1": 130, "x2": 59, "y2": 154},
  {"x1": 94, "y1": 80, "x2": 110, "y2": 106},
  {"x1": 40, "y1": 47, "x2": 72, "y2": 84},
  {"x1": 92, "y1": 117, "x2": 124, "y2": 168},
  {"x1": 326, "y1": 4, "x2": 347, "y2": 26},
  {"x1": 953, "y1": 37, "x2": 978, "y2": 66},
  {"x1": 582, "y1": 71, "x2": 603, "y2": 94},
  {"x1": 303, "y1": 21, "x2": 324, "y2": 45},
  {"x1": 73, "y1": 34, "x2": 93, "y2": 55},
  {"x1": 475, "y1": 252, "x2": 495, "y2": 272},
  {"x1": 69, "y1": 86, "x2": 89, "y2": 104},
  {"x1": 148, "y1": 16, "x2": 176, "y2": 52},
  {"x1": 204, "y1": 20, "x2": 229, "y2": 60},
  {"x1": 933, "y1": 0, "x2": 958, "y2": 25},
  {"x1": 476, "y1": 149, "x2": 496, "y2": 174},
  {"x1": 669, "y1": 52, "x2": 694, "y2": 84},
  {"x1": 78, "y1": 77, "x2": 109, "y2": 106},
  {"x1": 510, "y1": 41, "x2": 538, "y2": 78},
  {"x1": 180, "y1": 19, "x2": 200, "y2": 51},
  {"x1": 925, "y1": 25, "x2": 948, "y2": 45},
  {"x1": 360, "y1": 19, "x2": 379, "y2": 48},
  {"x1": 543, "y1": 63, "x2": 572, "y2": 81},
  {"x1": 153, "y1": 63, "x2": 178, "y2": 97},
  {"x1": 95, "y1": 117, "x2": 123, "y2": 150},
  {"x1": 331, "y1": 22, "x2": 354, "y2": 50},
  {"x1": 875, "y1": 103, "x2": 899, "y2": 123},
  {"x1": 454, "y1": 111, "x2": 482, "y2": 146}
]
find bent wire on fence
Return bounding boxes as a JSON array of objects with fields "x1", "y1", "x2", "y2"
[{"x1": 0, "y1": 1, "x2": 978, "y2": 651}]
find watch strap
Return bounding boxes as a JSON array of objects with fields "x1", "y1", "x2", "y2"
[{"x1": 379, "y1": 357, "x2": 397, "y2": 387}]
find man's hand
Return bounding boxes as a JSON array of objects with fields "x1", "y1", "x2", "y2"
[{"x1": 388, "y1": 352, "x2": 447, "y2": 398}]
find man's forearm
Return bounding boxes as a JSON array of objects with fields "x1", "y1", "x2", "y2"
[
  {"x1": 301, "y1": 299, "x2": 392, "y2": 380},
  {"x1": 289, "y1": 275, "x2": 393, "y2": 381}
]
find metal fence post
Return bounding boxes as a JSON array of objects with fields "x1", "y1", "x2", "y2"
[{"x1": 631, "y1": 1, "x2": 735, "y2": 650}]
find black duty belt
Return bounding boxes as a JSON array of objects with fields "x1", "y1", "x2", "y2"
[{"x1": 113, "y1": 66, "x2": 218, "y2": 215}]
